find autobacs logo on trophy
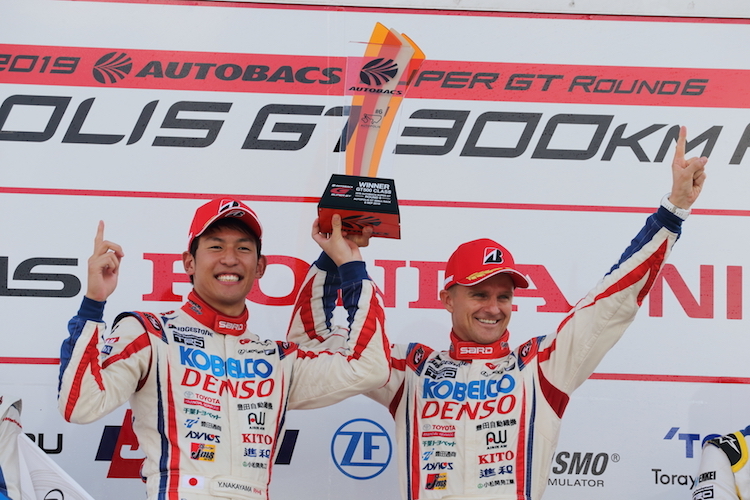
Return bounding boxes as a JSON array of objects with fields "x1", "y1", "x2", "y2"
[
  {"x1": 353, "y1": 58, "x2": 401, "y2": 92},
  {"x1": 318, "y1": 23, "x2": 425, "y2": 239}
]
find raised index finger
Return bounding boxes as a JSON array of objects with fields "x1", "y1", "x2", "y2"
[
  {"x1": 673, "y1": 125, "x2": 687, "y2": 165},
  {"x1": 94, "y1": 220, "x2": 105, "y2": 248}
]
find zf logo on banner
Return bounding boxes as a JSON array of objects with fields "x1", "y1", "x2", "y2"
[{"x1": 331, "y1": 418, "x2": 392, "y2": 480}]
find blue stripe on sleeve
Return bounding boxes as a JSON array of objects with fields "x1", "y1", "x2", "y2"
[{"x1": 608, "y1": 207, "x2": 682, "y2": 275}]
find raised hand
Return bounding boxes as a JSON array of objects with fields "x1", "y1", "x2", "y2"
[
  {"x1": 312, "y1": 214, "x2": 373, "y2": 266},
  {"x1": 86, "y1": 221, "x2": 125, "y2": 302},
  {"x1": 669, "y1": 126, "x2": 708, "y2": 210}
]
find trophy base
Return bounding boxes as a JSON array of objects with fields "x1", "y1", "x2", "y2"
[{"x1": 318, "y1": 174, "x2": 401, "y2": 239}]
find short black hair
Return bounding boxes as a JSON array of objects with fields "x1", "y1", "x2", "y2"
[{"x1": 189, "y1": 218, "x2": 262, "y2": 258}]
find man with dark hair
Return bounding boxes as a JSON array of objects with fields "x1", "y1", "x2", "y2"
[
  {"x1": 290, "y1": 127, "x2": 707, "y2": 500},
  {"x1": 58, "y1": 198, "x2": 389, "y2": 500}
]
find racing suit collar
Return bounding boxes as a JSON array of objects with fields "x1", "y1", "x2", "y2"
[
  {"x1": 449, "y1": 330, "x2": 510, "y2": 360},
  {"x1": 181, "y1": 290, "x2": 248, "y2": 336}
]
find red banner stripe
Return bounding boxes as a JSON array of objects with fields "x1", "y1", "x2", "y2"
[
  {"x1": 0, "y1": 186, "x2": 745, "y2": 217},
  {"x1": 0, "y1": 357, "x2": 60, "y2": 364},
  {"x1": 0, "y1": 44, "x2": 747, "y2": 107}
]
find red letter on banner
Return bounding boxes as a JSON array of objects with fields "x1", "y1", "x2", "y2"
[
  {"x1": 409, "y1": 261, "x2": 446, "y2": 309},
  {"x1": 374, "y1": 260, "x2": 407, "y2": 308},
  {"x1": 649, "y1": 264, "x2": 714, "y2": 318},
  {"x1": 514, "y1": 264, "x2": 573, "y2": 313},
  {"x1": 142, "y1": 253, "x2": 189, "y2": 302},
  {"x1": 249, "y1": 255, "x2": 309, "y2": 306},
  {"x1": 727, "y1": 266, "x2": 742, "y2": 320}
]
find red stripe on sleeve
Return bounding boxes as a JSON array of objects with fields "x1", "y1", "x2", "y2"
[
  {"x1": 346, "y1": 291, "x2": 384, "y2": 362},
  {"x1": 538, "y1": 363, "x2": 570, "y2": 418},
  {"x1": 515, "y1": 385, "x2": 527, "y2": 499},
  {"x1": 389, "y1": 382, "x2": 404, "y2": 418},
  {"x1": 102, "y1": 333, "x2": 151, "y2": 368},
  {"x1": 290, "y1": 277, "x2": 325, "y2": 343},
  {"x1": 64, "y1": 325, "x2": 102, "y2": 421},
  {"x1": 165, "y1": 368, "x2": 181, "y2": 500},
  {"x1": 556, "y1": 239, "x2": 669, "y2": 334},
  {"x1": 410, "y1": 392, "x2": 421, "y2": 500}
]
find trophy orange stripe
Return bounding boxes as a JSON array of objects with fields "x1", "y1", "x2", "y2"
[
  {"x1": 367, "y1": 33, "x2": 425, "y2": 176},
  {"x1": 346, "y1": 23, "x2": 390, "y2": 175},
  {"x1": 347, "y1": 24, "x2": 425, "y2": 178},
  {"x1": 365, "y1": 22, "x2": 391, "y2": 54},
  {"x1": 360, "y1": 34, "x2": 403, "y2": 176},
  {"x1": 366, "y1": 29, "x2": 423, "y2": 177},
  {"x1": 350, "y1": 29, "x2": 403, "y2": 176}
]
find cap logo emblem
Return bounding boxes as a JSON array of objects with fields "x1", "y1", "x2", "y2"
[
  {"x1": 223, "y1": 209, "x2": 246, "y2": 218},
  {"x1": 483, "y1": 248, "x2": 504, "y2": 265},
  {"x1": 218, "y1": 200, "x2": 241, "y2": 213}
]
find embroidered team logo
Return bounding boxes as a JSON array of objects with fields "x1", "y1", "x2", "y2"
[
  {"x1": 218, "y1": 200, "x2": 246, "y2": 218},
  {"x1": 520, "y1": 340, "x2": 533, "y2": 358},
  {"x1": 483, "y1": 247, "x2": 504, "y2": 265},
  {"x1": 143, "y1": 313, "x2": 162, "y2": 332},
  {"x1": 425, "y1": 473, "x2": 448, "y2": 490},
  {"x1": 412, "y1": 346, "x2": 425, "y2": 365},
  {"x1": 190, "y1": 443, "x2": 215, "y2": 461},
  {"x1": 424, "y1": 364, "x2": 457, "y2": 380}
]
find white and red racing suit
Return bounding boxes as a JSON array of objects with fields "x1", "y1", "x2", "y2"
[
  {"x1": 58, "y1": 254, "x2": 388, "y2": 500},
  {"x1": 692, "y1": 426, "x2": 750, "y2": 500},
  {"x1": 290, "y1": 207, "x2": 683, "y2": 500}
]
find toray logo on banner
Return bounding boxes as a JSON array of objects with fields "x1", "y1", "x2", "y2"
[
  {"x1": 331, "y1": 418, "x2": 392, "y2": 480},
  {"x1": 664, "y1": 427, "x2": 721, "y2": 458}
]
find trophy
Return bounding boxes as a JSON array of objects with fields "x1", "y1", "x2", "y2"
[{"x1": 318, "y1": 23, "x2": 425, "y2": 239}]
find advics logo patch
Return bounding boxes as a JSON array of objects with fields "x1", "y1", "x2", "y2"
[
  {"x1": 331, "y1": 418, "x2": 392, "y2": 480},
  {"x1": 359, "y1": 58, "x2": 398, "y2": 86},
  {"x1": 93, "y1": 52, "x2": 132, "y2": 84}
]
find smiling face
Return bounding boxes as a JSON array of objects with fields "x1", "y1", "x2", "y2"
[
  {"x1": 439, "y1": 273, "x2": 514, "y2": 345},
  {"x1": 182, "y1": 224, "x2": 266, "y2": 317}
]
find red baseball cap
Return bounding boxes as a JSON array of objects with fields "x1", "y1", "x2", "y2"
[
  {"x1": 443, "y1": 238, "x2": 529, "y2": 290},
  {"x1": 187, "y1": 198, "x2": 263, "y2": 250}
]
